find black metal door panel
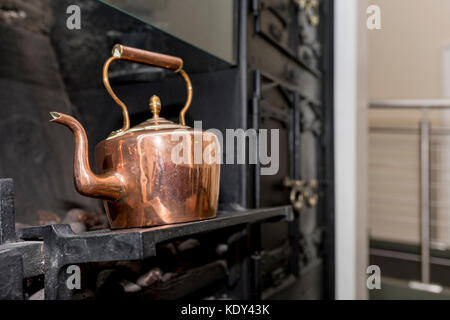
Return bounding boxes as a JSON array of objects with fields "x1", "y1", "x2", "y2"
[{"x1": 247, "y1": 0, "x2": 331, "y2": 299}]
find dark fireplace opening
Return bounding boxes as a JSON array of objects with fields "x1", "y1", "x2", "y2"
[{"x1": 0, "y1": 0, "x2": 334, "y2": 301}]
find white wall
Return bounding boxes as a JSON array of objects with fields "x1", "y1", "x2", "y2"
[
  {"x1": 369, "y1": 0, "x2": 450, "y2": 99},
  {"x1": 334, "y1": 0, "x2": 369, "y2": 300}
]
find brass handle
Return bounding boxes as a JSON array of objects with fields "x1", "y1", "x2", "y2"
[
  {"x1": 103, "y1": 44, "x2": 193, "y2": 132},
  {"x1": 114, "y1": 44, "x2": 184, "y2": 71},
  {"x1": 290, "y1": 186, "x2": 305, "y2": 211},
  {"x1": 304, "y1": 180, "x2": 319, "y2": 207},
  {"x1": 305, "y1": 0, "x2": 319, "y2": 27},
  {"x1": 284, "y1": 178, "x2": 318, "y2": 210},
  {"x1": 284, "y1": 177, "x2": 306, "y2": 211}
]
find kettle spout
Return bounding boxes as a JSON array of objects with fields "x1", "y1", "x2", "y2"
[{"x1": 50, "y1": 112, "x2": 123, "y2": 201}]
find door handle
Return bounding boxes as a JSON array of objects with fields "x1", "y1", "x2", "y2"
[
  {"x1": 304, "y1": 179, "x2": 318, "y2": 207},
  {"x1": 284, "y1": 178, "x2": 306, "y2": 211},
  {"x1": 284, "y1": 178, "x2": 319, "y2": 210}
]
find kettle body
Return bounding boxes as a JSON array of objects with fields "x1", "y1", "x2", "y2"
[{"x1": 95, "y1": 128, "x2": 220, "y2": 228}]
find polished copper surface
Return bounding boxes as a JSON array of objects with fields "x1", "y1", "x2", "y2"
[
  {"x1": 113, "y1": 44, "x2": 183, "y2": 71},
  {"x1": 50, "y1": 112, "x2": 123, "y2": 201},
  {"x1": 96, "y1": 128, "x2": 220, "y2": 229},
  {"x1": 50, "y1": 111, "x2": 220, "y2": 229}
]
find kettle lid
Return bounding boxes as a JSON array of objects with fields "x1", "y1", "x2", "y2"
[{"x1": 107, "y1": 95, "x2": 188, "y2": 140}]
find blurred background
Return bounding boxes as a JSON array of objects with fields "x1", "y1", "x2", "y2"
[
  {"x1": 0, "y1": 0, "x2": 334, "y2": 300},
  {"x1": 361, "y1": 0, "x2": 450, "y2": 299},
  {"x1": 336, "y1": 0, "x2": 450, "y2": 300}
]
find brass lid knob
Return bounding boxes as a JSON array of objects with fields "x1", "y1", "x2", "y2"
[{"x1": 149, "y1": 95, "x2": 161, "y2": 119}]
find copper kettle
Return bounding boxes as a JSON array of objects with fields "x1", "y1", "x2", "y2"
[{"x1": 50, "y1": 44, "x2": 220, "y2": 229}]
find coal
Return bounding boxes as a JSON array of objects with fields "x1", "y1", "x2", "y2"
[
  {"x1": 137, "y1": 268, "x2": 163, "y2": 287},
  {"x1": 119, "y1": 279, "x2": 141, "y2": 293},
  {"x1": 69, "y1": 222, "x2": 86, "y2": 234},
  {"x1": 215, "y1": 244, "x2": 228, "y2": 256},
  {"x1": 64, "y1": 208, "x2": 100, "y2": 230},
  {"x1": 163, "y1": 243, "x2": 177, "y2": 256},
  {"x1": 95, "y1": 269, "x2": 116, "y2": 290},
  {"x1": 161, "y1": 272, "x2": 174, "y2": 282},
  {"x1": 37, "y1": 210, "x2": 61, "y2": 225},
  {"x1": 177, "y1": 238, "x2": 200, "y2": 252},
  {"x1": 95, "y1": 269, "x2": 123, "y2": 298}
]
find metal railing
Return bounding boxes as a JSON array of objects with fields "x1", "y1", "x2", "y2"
[{"x1": 369, "y1": 99, "x2": 450, "y2": 288}]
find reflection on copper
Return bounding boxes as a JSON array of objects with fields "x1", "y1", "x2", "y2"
[
  {"x1": 96, "y1": 129, "x2": 220, "y2": 229},
  {"x1": 50, "y1": 112, "x2": 220, "y2": 229}
]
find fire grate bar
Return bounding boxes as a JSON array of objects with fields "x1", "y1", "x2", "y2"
[{"x1": 15, "y1": 206, "x2": 293, "y2": 300}]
